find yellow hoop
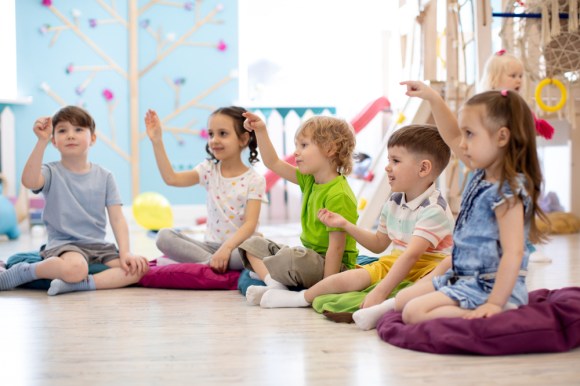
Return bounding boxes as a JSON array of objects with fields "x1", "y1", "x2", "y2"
[{"x1": 535, "y1": 78, "x2": 567, "y2": 113}]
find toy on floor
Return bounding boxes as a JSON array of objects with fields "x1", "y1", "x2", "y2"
[{"x1": 132, "y1": 192, "x2": 174, "y2": 231}]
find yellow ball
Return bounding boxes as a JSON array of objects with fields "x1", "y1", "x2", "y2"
[{"x1": 132, "y1": 192, "x2": 174, "y2": 231}]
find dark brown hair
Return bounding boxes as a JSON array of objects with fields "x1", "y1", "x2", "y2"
[
  {"x1": 206, "y1": 106, "x2": 259, "y2": 165},
  {"x1": 388, "y1": 124, "x2": 451, "y2": 177},
  {"x1": 52, "y1": 106, "x2": 96, "y2": 135}
]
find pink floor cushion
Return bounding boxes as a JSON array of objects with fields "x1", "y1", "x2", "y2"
[
  {"x1": 139, "y1": 259, "x2": 240, "y2": 290},
  {"x1": 376, "y1": 287, "x2": 580, "y2": 355}
]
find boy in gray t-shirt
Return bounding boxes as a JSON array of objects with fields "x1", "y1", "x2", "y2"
[{"x1": 0, "y1": 106, "x2": 149, "y2": 295}]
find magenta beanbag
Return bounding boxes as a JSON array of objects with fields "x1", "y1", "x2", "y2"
[
  {"x1": 376, "y1": 287, "x2": 580, "y2": 355},
  {"x1": 139, "y1": 260, "x2": 240, "y2": 290}
]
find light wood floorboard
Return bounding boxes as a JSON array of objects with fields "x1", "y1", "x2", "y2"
[{"x1": 1, "y1": 229, "x2": 579, "y2": 386}]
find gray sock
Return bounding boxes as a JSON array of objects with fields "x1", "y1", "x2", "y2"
[
  {"x1": 0, "y1": 262, "x2": 38, "y2": 290},
  {"x1": 48, "y1": 275, "x2": 96, "y2": 296}
]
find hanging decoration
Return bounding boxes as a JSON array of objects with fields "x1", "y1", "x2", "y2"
[
  {"x1": 500, "y1": 0, "x2": 579, "y2": 127},
  {"x1": 36, "y1": 0, "x2": 235, "y2": 197}
]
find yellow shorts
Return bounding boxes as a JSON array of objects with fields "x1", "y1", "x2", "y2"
[{"x1": 361, "y1": 249, "x2": 448, "y2": 285}]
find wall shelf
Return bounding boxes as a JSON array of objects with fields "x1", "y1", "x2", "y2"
[{"x1": 0, "y1": 96, "x2": 33, "y2": 105}]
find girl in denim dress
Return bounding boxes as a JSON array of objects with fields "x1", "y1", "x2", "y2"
[{"x1": 396, "y1": 84, "x2": 547, "y2": 323}]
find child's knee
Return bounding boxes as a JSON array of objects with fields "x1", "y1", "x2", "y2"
[
  {"x1": 155, "y1": 228, "x2": 174, "y2": 251},
  {"x1": 61, "y1": 259, "x2": 89, "y2": 282},
  {"x1": 401, "y1": 299, "x2": 421, "y2": 324},
  {"x1": 126, "y1": 269, "x2": 147, "y2": 284}
]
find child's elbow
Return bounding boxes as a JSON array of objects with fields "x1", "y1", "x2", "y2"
[{"x1": 22, "y1": 177, "x2": 41, "y2": 191}]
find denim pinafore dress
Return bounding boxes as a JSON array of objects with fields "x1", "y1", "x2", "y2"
[{"x1": 433, "y1": 169, "x2": 531, "y2": 309}]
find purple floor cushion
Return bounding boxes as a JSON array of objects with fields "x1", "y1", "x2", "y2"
[
  {"x1": 376, "y1": 287, "x2": 580, "y2": 355},
  {"x1": 139, "y1": 259, "x2": 240, "y2": 290}
]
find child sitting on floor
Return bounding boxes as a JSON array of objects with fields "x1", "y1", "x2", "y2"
[
  {"x1": 240, "y1": 111, "x2": 359, "y2": 305},
  {"x1": 145, "y1": 107, "x2": 267, "y2": 273},
  {"x1": 396, "y1": 82, "x2": 547, "y2": 323},
  {"x1": 0, "y1": 106, "x2": 149, "y2": 295},
  {"x1": 257, "y1": 125, "x2": 455, "y2": 323}
]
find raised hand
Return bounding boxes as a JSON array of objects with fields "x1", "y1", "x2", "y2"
[
  {"x1": 144, "y1": 109, "x2": 163, "y2": 143},
  {"x1": 33, "y1": 117, "x2": 53, "y2": 142},
  {"x1": 399, "y1": 80, "x2": 438, "y2": 101},
  {"x1": 242, "y1": 111, "x2": 267, "y2": 133}
]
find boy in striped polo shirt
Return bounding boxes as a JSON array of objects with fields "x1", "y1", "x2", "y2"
[{"x1": 259, "y1": 125, "x2": 454, "y2": 323}]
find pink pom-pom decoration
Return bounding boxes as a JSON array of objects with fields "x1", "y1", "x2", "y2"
[
  {"x1": 200, "y1": 129, "x2": 209, "y2": 139},
  {"x1": 217, "y1": 40, "x2": 227, "y2": 52},
  {"x1": 65, "y1": 63, "x2": 74, "y2": 74},
  {"x1": 102, "y1": 89, "x2": 114, "y2": 102},
  {"x1": 496, "y1": 49, "x2": 506, "y2": 56},
  {"x1": 89, "y1": 19, "x2": 98, "y2": 28},
  {"x1": 42, "y1": 0, "x2": 52, "y2": 7},
  {"x1": 535, "y1": 118, "x2": 555, "y2": 140}
]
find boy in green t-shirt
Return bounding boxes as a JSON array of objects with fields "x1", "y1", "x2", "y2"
[
  {"x1": 240, "y1": 112, "x2": 358, "y2": 306},
  {"x1": 256, "y1": 125, "x2": 454, "y2": 333}
]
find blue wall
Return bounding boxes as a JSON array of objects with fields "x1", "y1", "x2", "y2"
[{"x1": 13, "y1": 0, "x2": 238, "y2": 205}]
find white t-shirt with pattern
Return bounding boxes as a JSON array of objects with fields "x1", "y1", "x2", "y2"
[{"x1": 196, "y1": 160, "x2": 268, "y2": 243}]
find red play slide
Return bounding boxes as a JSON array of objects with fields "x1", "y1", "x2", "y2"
[{"x1": 264, "y1": 97, "x2": 391, "y2": 192}]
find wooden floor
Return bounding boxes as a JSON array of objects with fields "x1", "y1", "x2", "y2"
[{"x1": 1, "y1": 226, "x2": 579, "y2": 386}]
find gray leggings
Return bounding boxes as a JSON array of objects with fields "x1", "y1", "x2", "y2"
[{"x1": 155, "y1": 228, "x2": 244, "y2": 271}]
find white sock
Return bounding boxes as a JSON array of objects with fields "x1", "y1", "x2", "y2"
[
  {"x1": 352, "y1": 298, "x2": 396, "y2": 331},
  {"x1": 246, "y1": 285, "x2": 270, "y2": 305},
  {"x1": 264, "y1": 274, "x2": 287, "y2": 289},
  {"x1": 248, "y1": 271, "x2": 260, "y2": 280},
  {"x1": 246, "y1": 274, "x2": 287, "y2": 305},
  {"x1": 260, "y1": 289, "x2": 310, "y2": 308}
]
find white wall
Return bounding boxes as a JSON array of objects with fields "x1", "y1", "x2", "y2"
[
  {"x1": 238, "y1": 0, "x2": 399, "y2": 119},
  {"x1": 0, "y1": 0, "x2": 17, "y2": 100}
]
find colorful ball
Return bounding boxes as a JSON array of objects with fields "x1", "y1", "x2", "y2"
[{"x1": 132, "y1": 192, "x2": 174, "y2": 231}]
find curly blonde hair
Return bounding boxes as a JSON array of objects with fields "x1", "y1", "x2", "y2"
[{"x1": 295, "y1": 116, "x2": 356, "y2": 175}]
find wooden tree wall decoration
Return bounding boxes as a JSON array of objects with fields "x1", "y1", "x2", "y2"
[{"x1": 38, "y1": 0, "x2": 235, "y2": 198}]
